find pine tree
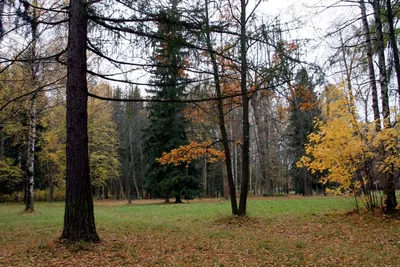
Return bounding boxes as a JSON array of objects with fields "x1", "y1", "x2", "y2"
[{"x1": 144, "y1": 0, "x2": 201, "y2": 203}]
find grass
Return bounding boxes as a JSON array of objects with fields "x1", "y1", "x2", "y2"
[{"x1": 0, "y1": 195, "x2": 400, "y2": 266}]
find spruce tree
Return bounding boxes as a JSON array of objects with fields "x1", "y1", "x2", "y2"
[
  {"x1": 144, "y1": 0, "x2": 200, "y2": 203},
  {"x1": 287, "y1": 68, "x2": 320, "y2": 196}
]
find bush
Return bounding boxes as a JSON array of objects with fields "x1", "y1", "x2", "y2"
[
  {"x1": 0, "y1": 188, "x2": 65, "y2": 203},
  {"x1": 34, "y1": 188, "x2": 65, "y2": 201}
]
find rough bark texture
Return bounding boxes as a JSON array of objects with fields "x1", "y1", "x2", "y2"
[
  {"x1": 238, "y1": 0, "x2": 250, "y2": 216},
  {"x1": 360, "y1": 0, "x2": 380, "y2": 131},
  {"x1": 61, "y1": 0, "x2": 99, "y2": 242},
  {"x1": 204, "y1": 0, "x2": 238, "y2": 215}
]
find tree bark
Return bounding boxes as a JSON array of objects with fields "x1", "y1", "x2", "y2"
[
  {"x1": 360, "y1": 0, "x2": 381, "y2": 131},
  {"x1": 386, "y1": 0, "x2": 400, "y2": 107},
  {"x1": 373, "y1": 0, "x2": 397, "y2": 213},
  {"x1": 204, "y1": 0, "x2": 238, "y2": 215},
  {"x1": 61, "y1": 0, "x2": 99, "y2": 242},
  {"x1": 238, "y1": 0, "x2": 250, "y2": 216},
  {"x1": 25, "y1": 97, "x2": 36, "y2": 211},
  {"x1": 25, "y1": 0, "x2": 39, "y2": 212}
]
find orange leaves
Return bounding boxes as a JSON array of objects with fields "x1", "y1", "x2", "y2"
[
  {"x1": 289, "y1": 84, "x2": 318, "y2": 112},
  {"x1": 272, "y1": 41, "x2": 298, "y2": 65},
  {"x1": 157, "y1": 141, "x2": 225, "y2": 167}
]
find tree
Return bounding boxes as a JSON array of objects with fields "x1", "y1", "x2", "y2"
[
  {"x1": 298, "y1": 84, "x2": 377, "y2": 209},
  {"x1": 88, "y1": 83, "x2": 120, "y2": 200},
  {"x1": 287, "y1": 68, "x2": 320, "y2": 196},
  {"x1": 61, "y1": 0, "x2": 99, "y2": 242},
  {"x1": 144, "y1": 0, "x2": 201, "y2": 203},
  {"x1": 372, "y1": 0, "x2": 397, "y2": 213}
]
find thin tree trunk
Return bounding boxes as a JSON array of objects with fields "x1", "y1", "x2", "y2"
[
  {"x1": 386, "y1": 0, "x2": 400, "y2": 107},
  {"x1": 360, "y1": 0, "x2": 381, "y2": 131},
  {"x1": 373, "y1": 0, "x2": 390, "y2": 125},
  {"x1": 204, "y1": 0, "x2": 238, "y2": 215},
  {"x1": 48, "y1": 175, "x2": 54, "y2": 202},
  {"x1": 25, "y1": 97, "x2": 36, "y2": 211},
  {"x1": 238, "y1": 0, "x2": 250, "y2": 216},
  {"x1": 118, "y1": 176, "x2": 125, "y2": 199},
  {"x1": 25, "y1": 1, "x2": 38, "y2": 212},
  {"x1": 61, "y1": 0, "x2": 99, "y2": 242},
  {"x1": 251, "y1": 96, "x2": 272, "y2": 196},
  {"x1": 128, "y1": 126, "x2": 140, "y2": 199},
  {"x1": 202, "y1": 156, "x2": 207, "y2": 197}
]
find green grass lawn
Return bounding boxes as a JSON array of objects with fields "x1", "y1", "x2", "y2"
[{"x1": 0, "y1": 196, "x2": 399, "y2": 266}]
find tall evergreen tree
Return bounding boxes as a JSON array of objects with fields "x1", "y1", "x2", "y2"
[
  {"x1": 287, "y1": 68, "x2": 320, "y2": 196},
  {"x1": 144, "y1": 0, "x2": 201, "y2": 203}
]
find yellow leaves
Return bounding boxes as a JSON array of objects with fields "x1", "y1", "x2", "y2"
[
  {"x1": 157, "y1": 141, "x2": 225, "y2": 167},
  {"x1": 374, "y1": 127, "x2": 400, "y2": 174},
  {"x1": 298, "y1": 84, "x2": 374, "y2": 193},
  {"x1": 300, "y1": 84, "x2": 400, "y2": 196}
]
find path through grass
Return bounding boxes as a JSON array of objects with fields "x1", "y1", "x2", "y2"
[{"x1": 0, "y1": 196, "x2": 399, "y2": 266}]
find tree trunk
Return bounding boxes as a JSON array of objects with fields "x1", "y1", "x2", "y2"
[
  {"x1": 238, "y1": 0, "x2": 250, "y2": 216},
  {"x1": 118, "y1": 176, "x2": 125, "y2": 199},
  {"x1": 48, "y1": 176, "x2": 54, "y2": 202},
  {"x1": 204, "y1": 0, "x2": 238, "y2": 214},
  {"x1": 251, "y1": 96, "x2": 272, "y2": 196},
  {"x1": 386, "y1": 0, "x2": 400, "y2": 108},
  {"x1": 25, "y1": 0, "x2": 39, "y2": 212},
  {"x1": 61, "y1": 0, "x2": 99, "y2": 242},
  {"x1": 360, "y1": 0, "x2": 380, "y2": 131},
  {"x1": 373, "y1": 0, "x2": 397, "y2": 213},
  {"x1": 175, "y1": 195, "x2": 182, "y2": 203},
  {"x1": 25, "y1": 97, "x2": 36, "y2": 211},
  {"x1": 126, "y1": 173, "x2": 132, "y2": 204},
  {"x1": 128, "y1": 126, "x2": 140, "y2": 199}
]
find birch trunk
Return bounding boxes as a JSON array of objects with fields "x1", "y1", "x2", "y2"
[
  {"x1": 373, "y1": 0, "x2": 398, "y2": 213},
  {"x1": 25, "y1": 97, "x2": 36, "y2": 211},
  {"x1": 25, "y1": 0, "x2": 38, "y2": 212},
  {"x1": 386, "y1": 0, "x2": 400, "y2": 107}
]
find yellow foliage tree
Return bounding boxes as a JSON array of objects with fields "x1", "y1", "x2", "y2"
[{"x1": 297, "y1": 85, "x2": 380, "y2": 208}]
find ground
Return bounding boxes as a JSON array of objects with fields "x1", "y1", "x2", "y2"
[{"x1": 0, "y1": 196, "x2": 399, "y2": 266}]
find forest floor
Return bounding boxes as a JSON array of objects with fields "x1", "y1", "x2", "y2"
[{"x1": 0, "y1": 196, "x2": 400, "y2": 266}]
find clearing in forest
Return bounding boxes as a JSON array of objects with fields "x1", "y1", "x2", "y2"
[{"x1": 0, "y1": 196, "x2": 399, "y2": 266}]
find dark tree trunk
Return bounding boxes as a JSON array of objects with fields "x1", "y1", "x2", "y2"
[
  {"x1": 238, "y1": 0, "x2": 250, "y2": 216},
  {"x1": 175, "y1": 195, "x2": 182, "y2": 203},
  {"x1": 48, "y1": 176, "x2": 54, "y2": 202},
  {"x1": 126, "y1": 176, "x2": 132, "y2": 204},
  {"x1": 61, "y1": 0, "x2": 99, "y2": 242},
  {"x1": 204, "y1": 0, "x2": 238, "y2": 214},
  {"x1": 360, "y1": 0, "x2": 380, "y2": 131}
]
